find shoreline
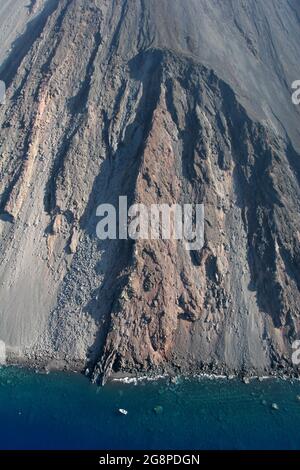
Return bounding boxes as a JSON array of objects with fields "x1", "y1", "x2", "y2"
[{"x1": 2, "y1": 360, "x2": 300, "y2": 386}]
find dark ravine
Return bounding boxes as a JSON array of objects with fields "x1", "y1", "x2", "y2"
[{"x1": 0, "y1": 0, "x2": 300, "y2": 385}]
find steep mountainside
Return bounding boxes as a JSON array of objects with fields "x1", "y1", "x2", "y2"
[{"x1": 0, "y1": 0, "x2": 300, "y2": 383}]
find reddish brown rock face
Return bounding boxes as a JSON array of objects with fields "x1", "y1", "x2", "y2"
[
  {"x1": 97, "y1": 55, "x2": 300, "y2": 383},
  {"x1": 0, "y1": 0, "x2": 300, "y2": 382}
]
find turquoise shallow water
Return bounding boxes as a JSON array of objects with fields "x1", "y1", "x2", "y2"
[{"x1": 0, "y1": 367, "x2": 300, "y2": 450}]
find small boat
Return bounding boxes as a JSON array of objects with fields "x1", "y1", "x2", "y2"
[{"x1": 118, "y1": 408, "x2": 128, "y2": 415}]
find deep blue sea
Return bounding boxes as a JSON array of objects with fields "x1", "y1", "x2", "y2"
[{"x1": 0, "y1": 367, "x2": 300, "y2": 450}]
